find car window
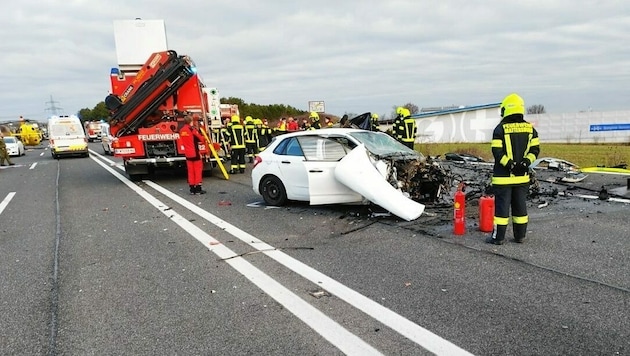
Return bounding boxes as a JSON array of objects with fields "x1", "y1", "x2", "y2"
[
  {"x1": 298, "y1": 136, "x2": 347, "y2": 161},
  {"x1": 272, "y1": 138, "x2": 289, "y2": 154},
  {"x1": 273, "y1": 137, "x2": 303, "y2": 156},
  {"x1": 3, "y1": 137, "x2": 16, "y2": 143}
]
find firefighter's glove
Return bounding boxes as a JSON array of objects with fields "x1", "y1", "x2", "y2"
[
  {"x1": 512, "y1": 160, "x2": 530, "y2": 176},
  {"x1": 507, "y1": 160, "x2": 517, "y2": 173}
]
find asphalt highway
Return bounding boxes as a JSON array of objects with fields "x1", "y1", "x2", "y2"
[{"x1": 0, "y1": 142, "x2": 628, "y2": 355}]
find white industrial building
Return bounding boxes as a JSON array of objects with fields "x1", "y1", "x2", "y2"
[{"x1": 407, "y1": 104, "x2": 630, "y2": 144}]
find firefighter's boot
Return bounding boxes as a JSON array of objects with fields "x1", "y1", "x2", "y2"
[
  {"x1": 486, "y1": 225, "x2": 506, "y2": 245},
  {"x1": 196, "y1": 185, "x2": 207, "y2": 195},
  {"x1": 513, "y1": 223, "x2": 527, "y2": 243}
]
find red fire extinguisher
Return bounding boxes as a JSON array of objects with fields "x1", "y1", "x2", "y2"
[
  {"x1": 479, "y1": 195, "x2": 495, "y2": 233},
  {"x1": 453, "y1": 183, "x2": 466, "y2": 235}
]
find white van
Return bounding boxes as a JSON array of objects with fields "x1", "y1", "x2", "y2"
[{"x1": 48, "y1": 115, "x2": 89, "y2": 158}]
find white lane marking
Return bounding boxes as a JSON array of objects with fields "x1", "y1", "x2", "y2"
[
  {"x1": 40, "y1": 151, "x2": 45, "y2": 156},
  {"x1": 90, "y1": 155, "x2": 383, "y2": 356},
  {"x1": 0, "y1": 192, "x2": 16, "y2": 215},
  {"x1": 30, "y1": 162, "x2": 37, "y2": 170},
  {"x1": 144, "y1": 181, "x2": 474, "y2": 356}
]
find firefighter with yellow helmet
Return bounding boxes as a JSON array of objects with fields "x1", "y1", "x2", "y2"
[
  {"x1": 370, "y1": 113, "x2": 379, "y2": 132},
  {"x1": 486, "y1": 93, "x2": 540, "y2": 245},
  {"x1": 393, "y1": 107, "x2": 416, "y2": 149},
  {"x1": 254, "y1": 118, "x2": 269, "y2": 150},
  {"x1": 308, "y1": 111, "x2": 321, "y2": 130},
  {"x1": 244, "y1": 115, "x2": 257, "y2": 163},
  {"x1": 226, "y1": 115, "x2": 247, "y2": 174}
]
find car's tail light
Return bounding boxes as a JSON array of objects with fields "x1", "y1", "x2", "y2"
[{"x1": 253, "y1": 156, "x2": 262, "y2": 169}]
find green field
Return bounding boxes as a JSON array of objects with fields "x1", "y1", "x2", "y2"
[{"x1": 415, "y1": 143, "x2": 630, "y2": 168}]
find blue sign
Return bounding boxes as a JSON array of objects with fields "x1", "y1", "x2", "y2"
[{"x1": 589, "y1": 123, "x2": 630, "y2": 132}]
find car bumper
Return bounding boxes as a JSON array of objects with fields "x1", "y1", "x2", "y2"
[
  {"x1": 52, "y1": 144, "x2": 88, "y2": 155},
  {"x1": 6, "y1": 147, "x2": 20, "y2": 156}
]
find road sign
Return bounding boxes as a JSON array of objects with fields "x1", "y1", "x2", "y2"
[
  {"x1": 308, "y1": 101, "x2": 325, "y2": 113},
  {"x1": 589, "y1": 123, "x2": 630, "y2": 132}
]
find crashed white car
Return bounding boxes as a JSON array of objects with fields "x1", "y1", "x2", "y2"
[{"x1": 251, "y1": 128, "x2": 449, "y2": 221}]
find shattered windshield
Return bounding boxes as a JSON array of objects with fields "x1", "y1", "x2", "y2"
[{"x1": 348, "y1": 131, "x2": 422, "y2": 159}]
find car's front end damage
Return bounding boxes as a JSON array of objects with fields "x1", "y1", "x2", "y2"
[
  {"x1": 344, "y1": 131, "x2": 453, "y2": 207},
  {"x1": 370, "y1": 152, "x2": 453, "y2": 205}
]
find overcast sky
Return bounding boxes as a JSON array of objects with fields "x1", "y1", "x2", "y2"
[{"x1": 1, "y1": 0, "x2": 629, "y2": 121}]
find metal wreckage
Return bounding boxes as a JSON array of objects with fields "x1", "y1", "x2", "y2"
[{"x1": 367, "y1": 154, "x2": 630, "y2": 221}]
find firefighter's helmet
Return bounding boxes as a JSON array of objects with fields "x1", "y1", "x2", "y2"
[
  {"x1": 309, "y1": 111, "x2": 319, "y2": 121},
  {"x1": 231, "y1": 115, "x2": 240, "y2": 123},
  {"x1": 253, "y1": 118, "x2": 262, "y2": 126},
  {"x1": 396, "y1": 107, "x2": 404, "y2": 115},
  {"x1": 500, "y1": 93, "x2": 525, "y2": 117},
  {"x1": 371, "y1": 113, "x2": 379, "y2": 120},
  {"x1": 245, "y1": 115, "x2": 253, "y2": 123}
]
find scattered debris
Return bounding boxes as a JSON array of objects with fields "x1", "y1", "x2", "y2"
[
  {"x1": 531, "y1": 157, "x2": 581, "y2": 172},
  {"x1": 309, "y1": 290, "x2": 330, "y2": 299},
  {"x1": 444, "y1": 152, "x2": 485, "y2": 163}
]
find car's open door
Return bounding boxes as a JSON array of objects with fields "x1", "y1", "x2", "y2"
[{"x1": 298, "y1": 135, "x2": 363, "y2": 205}]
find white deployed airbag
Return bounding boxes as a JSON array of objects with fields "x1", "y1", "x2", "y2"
[{"x1": 335, "y1": 144, "x2": 425, "y2": 221}]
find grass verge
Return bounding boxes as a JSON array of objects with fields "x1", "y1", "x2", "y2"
[{"x1": 415, "y1": 143, "x2": 630, "y2": 168}]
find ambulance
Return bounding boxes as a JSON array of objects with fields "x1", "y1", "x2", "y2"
[{"x1": 47, "y1": 115, "x2": 89, "y2": 159}]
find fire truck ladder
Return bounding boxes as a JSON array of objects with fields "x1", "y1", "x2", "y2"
[{"x1": 110, "y1": 54, "x2": 195, "y2": 138}]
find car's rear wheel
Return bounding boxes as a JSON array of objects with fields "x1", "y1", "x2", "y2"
[{"x1": 260, "y1": 175, "x2": 287, "y2": 206}]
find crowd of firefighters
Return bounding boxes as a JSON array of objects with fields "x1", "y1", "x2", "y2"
[{"x1": 211, "y1": 107, "x2": 418, "y2": 173}]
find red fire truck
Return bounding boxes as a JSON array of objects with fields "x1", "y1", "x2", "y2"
[
  {"x1": 105, "y1": 50, "x2": 226, "y2": 180},
  {"x1": 104, "y1": 19, "x2": 228, "y2": 180}
]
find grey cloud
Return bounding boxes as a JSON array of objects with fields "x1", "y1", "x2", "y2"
[{"x1": 1, "y1": 0, "x2": 629, "y2": 120}]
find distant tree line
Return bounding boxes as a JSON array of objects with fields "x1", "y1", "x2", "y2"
[
  {"x1": 221, "y1": 97, "x2": 306, "y2": 120},
  {"x1": 76, "y1": 97, "x2": 307, "y2": 123}
]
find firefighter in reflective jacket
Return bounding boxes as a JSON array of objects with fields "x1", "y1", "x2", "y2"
[
  {"x1": 226, "y1": 115, "x2": 247, "y2": 174},
  {"x1": 255, "y1": 118, "x2": 271, "y2": 150},
  {"x1": 308, "y1": 111, "x2": 321, "y2": 130},
  {"x1": 394, "y1": 108, "x2": 416, "y2": 149},
  {"x1": 487, "y1": 93, "x2": 540, "y2": 245},
  {"x1": 371, "y1": 113, "x2": 380, "y2": 132},
  {"x1": 180, "y1": 115, "x2": 207, "y2": 195},
  {"x1": 244, "y1": 115, "x2": 258, "y2": 163},
  {"x1": 218, "y1": 118, "x2": 231, "y2": 160}
]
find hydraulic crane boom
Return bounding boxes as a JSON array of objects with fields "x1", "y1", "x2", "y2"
[{"x1": 105, "y1": 50, "x2": 196, "y2": 137}]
